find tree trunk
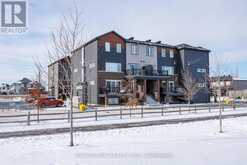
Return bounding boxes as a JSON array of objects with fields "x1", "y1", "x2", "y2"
[{"x1": 70, "y1": 86, "x2": 74, "y2": 146}]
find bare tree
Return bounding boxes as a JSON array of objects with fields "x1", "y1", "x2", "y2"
[
  {"x1": 181, "y1": 69, "x2": 200, "y2": 105},
  {"x1": 47, "y1": 3, "x2": 85, "y2": 146},
  {"x1": 210, "y1": 53, "x2": 229, "y2": 133}
]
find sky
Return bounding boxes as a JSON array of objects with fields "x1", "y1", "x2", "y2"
[{"x1": 1, "y1": 0, "x2": 247, "y2": 84}]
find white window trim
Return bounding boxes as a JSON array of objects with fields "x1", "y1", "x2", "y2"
[
  {"x1": 105, "y1": 42, "x2": 110, "y2": 52},
  {"x1": 161, "y1": 48, "x2": 166, "y2": 57},
  {"x1": 162, "y1": 66, "x2": 174, "y2": 75},
  {"x1": 131, "y1": 44, "x2": 139, "y2": 55},
  {"x1": 197, "y1": 68, "x2": 207, "y2": 73},
  {"x1": 146, "y1": 46, "x2": 154, "y2": 56},
  {"x1": 116, "y1": 43, "x2": 122, "y2": 53},
  {"x1": 105, "y1": 62, "x2": 122, "y2": 72},
  {"x1": 198, "y1": 83, "x2": 206, "y2": 88},
  {"x1": 170, "y1": 49, "x2": 174, "y2": 58}
]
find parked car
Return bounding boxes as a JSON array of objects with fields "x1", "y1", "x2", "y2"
[{"x1": 35, "y1": 97, "x2": 64, "y2": 107}]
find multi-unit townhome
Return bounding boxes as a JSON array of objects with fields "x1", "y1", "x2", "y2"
[{"x1": 70, "y1": 31, "x2": 210, "y2": 105}]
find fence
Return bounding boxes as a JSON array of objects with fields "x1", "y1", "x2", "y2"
[{"x1": 1, "y1": 103, "x2": 246, "y2": 125}]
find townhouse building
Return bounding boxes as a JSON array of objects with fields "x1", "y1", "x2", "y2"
[
  {"x1": 48, "y1": 56, "x2": 71, "y2": 99},
  {"x1": 71, "y1": 31, "x2": 210, "y2": 105}
]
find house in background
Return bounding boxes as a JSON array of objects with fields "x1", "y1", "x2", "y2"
[
  {"x1": 71, "y1": 31, "x2": 210, "y2": 105},
  {"x1": 8, "y1": 78, "x2": 32, "y2": 95},
  {"x1": 210, "y1": 75, "x2": 247, "y2": 100},
  {"x1": 48, "y1": 56, "x2": 71, "y2": 99},
  {"x1": 0, "y1": 83, "x2": 10, "y2": 95}
]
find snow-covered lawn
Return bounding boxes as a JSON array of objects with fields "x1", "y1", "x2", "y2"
[{"x1": 1, "y1": 117, "x2": 247, "y2": 165}]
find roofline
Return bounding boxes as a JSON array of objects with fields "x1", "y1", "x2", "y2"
[
  {"x1": 48, "y1": 56, "x2": 70, "y2": 67},
  {"x1": 71, "y1": 31, "x2": 210, "y2": 53},
  {"x1": 72, "y1": 31, "x2": 125, "y2": 53},
  {"x1": 125, "y1": 39, "x2": 175, "y2": 48},
  {"x1": 176, "y1": 44, "x2": 211, "y2": 52}
]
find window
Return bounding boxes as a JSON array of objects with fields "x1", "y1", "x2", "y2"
[
  {"x1": 105, "y1": 42, "x2": 110, "y2": 52},
  {"x1": 226, "y1": 81, "x2": 231, "y2": 86},
  {"x1": 89, "y1": 63, "x2": 96, "y2": 68},
  {"x1": 161, "y1": 48, "x2": 166, "y2": 57},
  {"x1": 89, "y1": 81, "x2": 95, "y2": 85},
  {"x1": 168, "y1": 81, "x2": 175, "y2": 91},
  {"x1": 105, "y1": 62, "x2": 122, "y2": 72},
  {"x1": 131, "y1": 44, "x2": 139, "y2": 55},
  {"x1": 108, "y1": 98, "x2": 119, "y2": 105},
  {"x1": 162, "y1": 66, "x2": 174, "y2": 75},
  {"x1": 146, "y1": 46, "x2": 154, "y2": 56},
  {"x1": 220, "y1": 81, "x2": 225, "y2": 87},
  {"x1": 106, "y1": 80, "x2": 121, "y2": 94},
  {"x1": 198, "y1": 83, "x2": 206, "y2": 88},
  {"x1": 128, "y1": 63, "x2": 140, "y2": 70},
  {"x1": 197, "y1": 68, "x2": 206, "y2": 73},
  {"x1": 170, "y1": 49, "x2": 174, "y2": 58},
  {"x1": 116, "y1": 43, "x2": 122, "y2": 53}
]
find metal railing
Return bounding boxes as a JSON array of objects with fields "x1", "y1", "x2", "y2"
[
  {"x1": 99, "y1": 87, "x2": 121, "y2": 95},
  {"x1": 126, "y1": 69, "x2": 171, "y2": 77},
  {"x1": 0, "y1": 103, "x2": 246, "y2": 125}
]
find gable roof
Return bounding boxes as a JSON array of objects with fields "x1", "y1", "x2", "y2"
[{"x1": 72, "y1": 31, "x2": 125, "y2": 53}]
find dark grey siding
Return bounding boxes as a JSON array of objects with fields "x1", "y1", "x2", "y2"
[
  {"x1": 180, "y1": 49, "x2": 210, "y2": 103},
  {"x1": 157, "y1": 47, "x2": 176, "y2": 71},
  {"x1": 97, "y1": 45, "x2": 126, "y2": 72}
]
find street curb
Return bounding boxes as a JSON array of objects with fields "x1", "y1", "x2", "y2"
[{"x1": 1, "y1": 112, "x2": 247, "y2": 139}]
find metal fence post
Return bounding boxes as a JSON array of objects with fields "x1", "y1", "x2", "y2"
[
  {"x1": 27, "y1": 111, "x2": 30, "y2": 126},
  {"x1": 95, "y1": 108, "x2": 98, "y2": 121},
  {"x1": 68, "y1": 109, "x2": 70, "y2": 123},
  {"x1": 179, "y1": 106, "x2": 182, "y2": 115},
  {"x1": 37, "y1": 105, "x2": 40, "y2": 123},
  {"x1": 208, "y1": 103, "x2": 211, "y2": 113},
  {"x1": 129, "y1": 108, "x2": 132, "y2": 118},
  {"x1": 222, "y1": 104, "x2": 224, "y2": 112},
  {"x1": 120, "y1": 107, "x2": 122, "y2": 119},
  {"x1": 141, "y1": 106, "x2": 144, "y2": 118},
  {"x1": 161, "y1": 106, "x2": 164, "y2": 116},
  {"x1": 233, "y1": 102, "x2": 236, "y2": 110},
  {"x1": 194, "y1": 105, "x2": 197, "y2": 113}
]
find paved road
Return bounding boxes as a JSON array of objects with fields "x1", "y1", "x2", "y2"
[{"x1": 1, "y1": 112, "x2": 247, "y2": 139}]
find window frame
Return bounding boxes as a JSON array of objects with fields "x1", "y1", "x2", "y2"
[
  {"x1": 170, "y1": 49, "x2": 174, "y2": 58},
  {"x1": 105, "y1": 42, "x2": 110, "y2": 52},
  {"x1": 146, "y1": 46, "x2": 154, "y2": 56},
  {"x1": 105, "y1": 62, "x2": 122, "y2": 72},
  {"x1": 131, "y1": 44, "x2": 139, "y2": 55},
  {"x1": 161, "y1": 66, "x2": 174, "y2": 75},
  {"x1": 161, "y1": 48, "x2": 166, "y2": 57},
  {"x1": 116, "y1": 43, "x2": 122, "y2": 53}
]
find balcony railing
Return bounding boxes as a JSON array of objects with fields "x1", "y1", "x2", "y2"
[
  {"x1": 99, "y1": 87, "x2": 121, "y2": 95},
  {"x1": 126, "y1": 69, "x2": 171, "y2": 77}
]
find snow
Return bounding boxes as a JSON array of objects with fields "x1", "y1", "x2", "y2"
[{"x1": 0, "y1": 117, "x2": 247, "y2": 165}]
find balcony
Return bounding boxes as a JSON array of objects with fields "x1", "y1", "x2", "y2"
[
  {"x1": 99, "y1": 87, "x2": 121, "y2": 95},
  {"x1": 126, "y1": 69, "x2": 172, "y2": 78}
]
